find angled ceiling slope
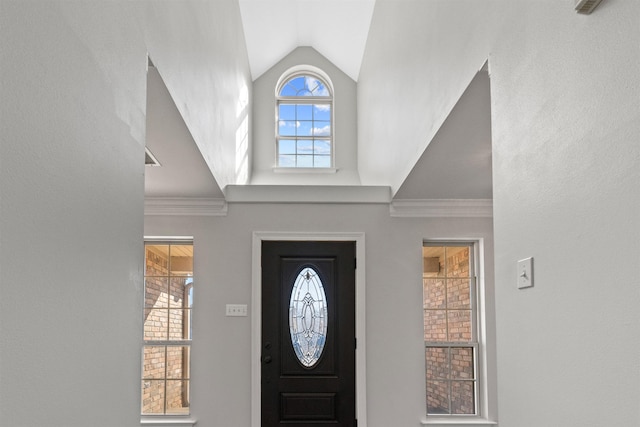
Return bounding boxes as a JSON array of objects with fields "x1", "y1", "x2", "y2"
[
  {"x1": 145, "y1": 66, "x2": 224, "y2": 199},
  {"x1": 239, "y1": 0, "x2": 376, "y2": 81},
  {"x1": 394, "y1": 70, "x2": 492, "y2": 200}
]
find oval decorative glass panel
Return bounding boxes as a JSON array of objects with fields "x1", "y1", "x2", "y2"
[{"x1": 289, "y1": 267, "x2": 328, "y2": 367}]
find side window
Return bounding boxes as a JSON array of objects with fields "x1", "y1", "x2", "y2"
[
  {"x1": 276, "y1": 71, "x2": 333, "y2": 168},
  {"x1": 142, "y1": 241, "x2": 193, "y2": 415},
  {"x1": 423, "y1": 242, "x2": 478, "y2": 416}
]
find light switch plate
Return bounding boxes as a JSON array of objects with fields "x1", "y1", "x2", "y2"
[
  {"x1": 517, "y1": 257, "x2": 534, "y2": 289},
  {"x1": 226, "y1": 304, "x2": 248, "y2": 316}
]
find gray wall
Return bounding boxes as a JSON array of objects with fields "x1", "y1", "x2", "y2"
[
  {"x1": 144, "y1": 205, "x2": 495, "y2": 427},
  {"x1": 0, "y1": 1, "x2": 252, "y2": 426},
  {"x1": 0, "y1": 2, "x2": 146, "y2": 426},
  {"x1": 360, "y1": 0, "x2": 639, "y2": 425}
]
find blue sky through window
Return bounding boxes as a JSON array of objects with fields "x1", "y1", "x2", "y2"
[
  {"x1": 277, "y1": 74, "x2": 332, "y2": 167},
  {"x1": 279, "y1": 75, "x2": 330, "y2": 97}
]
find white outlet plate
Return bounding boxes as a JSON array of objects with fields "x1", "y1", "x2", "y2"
[
  {"x1": 517, "y1": 257, "x2": 534, "y2": 289},
  {"x1": 226, "y1": 304, "x2": 248, "y2": 316}
]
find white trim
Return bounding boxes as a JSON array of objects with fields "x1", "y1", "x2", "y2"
[
  {"x1": 140, "y1": 417, "x2": 197, "y2": 426},
  {"x1": 225, "y1": 185, "x2": 391, "y2": 204},
  {"x1": 390, "y1": 199, "x2": 493, "y2": 218},
  {"x1": 144, "y1": 197, "x2": 228, "y2": 216},
  {"x1": 251, "y1": 232, "x2": 367, "y2": 427},
  {"x1": 421, "y1": 239, "x2": 496, "y2": 426},
  {"x1": 273, "y1": 167, "x2": 337, "y2": 174},
  {"x1": 421, "y1": 418, "x2": 497, "y2": 426}
]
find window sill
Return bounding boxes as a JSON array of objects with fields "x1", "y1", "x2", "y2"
[
  {"x1": 273, "y1": 167, "x2": 337, "y2": 174},
  {"x1": 421, "y1": 417, "x2": 497, "y2": 427},
  {"x1": 140, "y1": 416, "x2": 197, "y2": 426}
]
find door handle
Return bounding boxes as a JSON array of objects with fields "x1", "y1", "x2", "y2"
[{"x1": 262, "y1": 355, "x2": 272, "y2": 364}]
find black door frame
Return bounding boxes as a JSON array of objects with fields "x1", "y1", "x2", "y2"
[{"x1": 251, "y1": 232, "x2": 367, "y2": 427}]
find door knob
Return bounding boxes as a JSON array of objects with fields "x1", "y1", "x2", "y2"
[{"x1": 262, "y1": 355, "x2": 272, "y2": 364}]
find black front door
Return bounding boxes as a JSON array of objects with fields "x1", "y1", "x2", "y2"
[{"x1": 261, "y1": 241, "x2": 356, "y2": 427}]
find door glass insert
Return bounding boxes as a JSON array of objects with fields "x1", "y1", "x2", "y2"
[{"x1": 289, "y1": 267, "x2": 327, "y2": 367}]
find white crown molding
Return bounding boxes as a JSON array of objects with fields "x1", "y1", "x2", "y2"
[
  {"x1": 224, "y1": 185, "x2": 391, "y2": 204},
  {"x1": 390, "y1": 199, "x2": 493, "y2": 218},
  {"x1": 144, "y1": 197, "x2": 228, "y2": 216}
]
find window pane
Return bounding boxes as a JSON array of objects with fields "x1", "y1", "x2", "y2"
[
  {"x1": 145, "y1": 245, "x2": 169, "y2": 276},
  {"x1": 279, "y1": 120, "x2": 297, "y2": 137},
  {"x1": 427, "y1": 381, "x2": 449, "y2": 415},
  {"x1": 280, "y1": 84, "x2": 297, "y2": 97},
  {"x1": 165, "y1": 380, "x2": 190, "y2": 414},
  {"x1": 447, "y1": 310, "x2": 472, "y2": 342},
  {"x1": 426, "y1": 347, "x2": 449, "y2": 380},
  {"x1": 314, "y1": 155, "x2": 331, "y2": 168},
  {"x1": 306, "y1": 77, "x2": 329, "y2": 96},
  {"x1": 169, "y1": 245, "x2": 192, "y2": 276},
  {"x1": 290, "y1": 267, "x2": 328, "y2": 368},
  {"x1": 145, "y1": 277, "x2": 168, "y2": 308},
  {"x1": 445, "y1": 246, "x2": 470, "y2": 277},
  {"x1": 296, "y1": 104, "x2": 312, "y2": 120},
  {"x1": 296, "y1": 140, "x2": 314, "y2": 155},
  {"x1": 279, "y1": 154, "x2": 295, "y2": 167},
  {"x1": 451, "y1": 381, "x2": 475, "y2": 414},
  {"x1": 313, "y1": 140, "x2": 331, "y2": 155},
  {"x1": 313, "y1": 104, "x2": 331, "y2": 120},
  {"x1": 169, "y1": 277, "x2": 189, "y2": 308},
  {"x1": 447, "y1": 278, "x2": 471, "y2": 309},
  {"x1": 297, "y1": 121, "x2": 313, "y2": 137},
  {"x1": 168, "y1": 309, "x2": 190, "y2": 340},
  {"x1": 450, "y1": 347, "x2": 474, "y2": 379},
  {"x1": 278, "y1": 140, "x2": 296, "y2": 155},
  {"x1": 424, "y1": 310, "x2": 446, "y2": 341},
  {"x1": 297, "y1": 155, "x2": 313, "y2": 168},
  {"x1": 423, "y1": 246, "x2": 445, "y2": 278},
  {"x1": 281, "y1": 76, "x2": 305, "y2": 96},
  {"x1": 144, "y1": 308, "x2": 168, "y2": 340},
  {"x1": 312, "y1": 121, "x2": 331, "y2": 136},
  {"x1": 166, "y1": 346, "x2": 190, "y2": 379},
  {"x1": 143, "y1": 346, "x2": 166, "y2": 379},
  {"x1": 423, "y1": 278, "x2": 445, "y2": 309},
  {"x1": 279, "y1": 104, "x2": 296, "y2": 120},
  {"x1": 142, "y1": 380, "x2": 165, "y2": 414}
]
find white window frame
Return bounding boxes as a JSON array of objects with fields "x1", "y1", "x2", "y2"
[
  {"x1": 421, "y1": 239, "x2": 496, "y2": 427},
  {"x1": 141, "y1": 238, "x2": 197, "y2": 427},
  {"x1": 274, "y1": 66, "x2": 335, "y2": 171}
]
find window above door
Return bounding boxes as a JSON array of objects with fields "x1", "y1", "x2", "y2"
[{"x1": 275, "y1": 68, "x2": 334, "y2": 170}]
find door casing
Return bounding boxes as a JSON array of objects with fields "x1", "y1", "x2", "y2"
[{"x1": 252, "y1": 232, "x2": 367, "y2": 427}]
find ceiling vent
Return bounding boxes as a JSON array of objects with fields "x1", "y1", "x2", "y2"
[
  {"x1": 575, "y1": 0, "x2": 603, "y2": 14},
  {"x1": 145, "y1": 147, "x2": 161, "y2": 166}
]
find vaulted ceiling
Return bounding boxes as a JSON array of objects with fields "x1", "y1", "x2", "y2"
[
  {"x1": 238, "y1": 0, "x2": 376, "y2": 82},
  {"x1": 144, "y1": 0, "x2": 493, "y2": 203}
]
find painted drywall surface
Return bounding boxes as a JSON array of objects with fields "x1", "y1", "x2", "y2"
[
  {"x1": 251, "y1": 47, "x2": 361, "y2": 186},
  {"x1": 358, "y1": 0, "x2": 502, "y2": 193},
  {"x1": 144, "y1": 206, "x2": 495, "y2": 427},
  {"x1": 394, "y1": 70, "x2": 493, "y2": 199},
  {"x1": 0, "y1": 2, "x2": 146, "y2": 426},
  {"x1": 363, "y1": 1, "x2": 640, "y2": 425},
  {"x1": 490, "y1": 1, "x2": 640, "y2": 426},
  {"x1": 145, "y1": 67, "x2": 224, "y2": 198},
  {"x1": 143, "y1": 0, "x2": 253, "y2": 188}
]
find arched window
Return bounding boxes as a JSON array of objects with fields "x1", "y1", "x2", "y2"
[{"x1": 276, "y1": 69, "x2": 333, "y2": 168}]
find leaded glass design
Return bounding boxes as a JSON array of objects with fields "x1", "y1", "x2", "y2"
[
  {"x1": 289, "y1": 267, "x2": 328, "y2": 367},
  {"x1": 276, "y1": 72, "x2": 333, "y2": 168}
]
